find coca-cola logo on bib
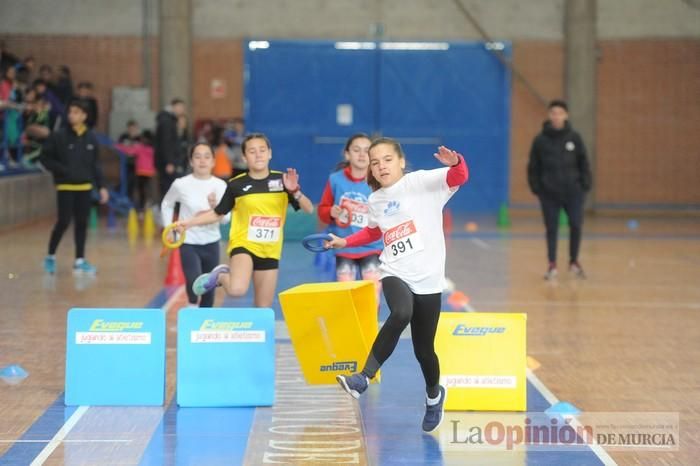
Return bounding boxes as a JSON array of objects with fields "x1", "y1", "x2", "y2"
[
  {"x1": 384, "y1": 220, "x2": 416, "y2": 245},
  {"x1": 341, "y1": 197, "x2": 369, "y2": 213},
  {"x1": 250, "y1": 216, "x2": 281, "y2": 228}
]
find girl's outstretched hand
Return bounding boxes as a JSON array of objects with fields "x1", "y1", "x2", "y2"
[
  {"x1": 324, "y1": 233, "x2": 347, "y2": 249},
  {"x1": 433, "y1": 145, "x2": 461, "y2": 167},
  {"x1": 282, "y1": 168, "x2": 300, "y2": 192}
]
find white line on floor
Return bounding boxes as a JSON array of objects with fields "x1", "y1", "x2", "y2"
[{"x1": 30, "y1": 406, "x2": 89, "y2": 466}]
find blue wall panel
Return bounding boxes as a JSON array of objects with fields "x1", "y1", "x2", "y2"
[{"x1": 245, "y1": 40, "x2": 511, "y2": 212}]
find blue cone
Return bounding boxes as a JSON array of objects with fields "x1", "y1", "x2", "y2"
[
  {"x1": 0, "y1": 364, "x2": 29, "y2": 384},
  {"x1": 545, "y1": 401, "x2": 581, "y2": 417}
]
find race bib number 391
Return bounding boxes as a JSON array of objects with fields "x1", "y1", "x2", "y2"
[
  {"x1": 383, "y1": 220, "x2": 424, "y2": 262},
  {"x1": 248, "y1": 216, "x2": 281, "y2": 242}
]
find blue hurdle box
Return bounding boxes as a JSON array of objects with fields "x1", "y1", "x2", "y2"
[
  {"x1": 65, "y1": 308, "x2": 166, "y2": 406},
  {"x1": 177, "y1": 308, "x2": 275, "y2": 407}
]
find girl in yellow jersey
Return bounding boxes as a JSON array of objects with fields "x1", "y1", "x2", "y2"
[{"x1": 175, "y1": 133, "x2": 314, "y2": 307}]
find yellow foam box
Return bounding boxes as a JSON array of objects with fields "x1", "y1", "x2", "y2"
[
  {"x1": 279, "y1": 281, "x2": 379, "y2": 385},
  {"x1": 436, "y1": 312, "x2": 526, "y2": 411}
]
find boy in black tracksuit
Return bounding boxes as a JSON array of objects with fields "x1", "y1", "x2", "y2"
[
  {"x1": 527, "y1": 100, "x2": 592, "y2": 280},
  {"x1": 40, "y1": 99, "x2": 109, "y2": 275}
]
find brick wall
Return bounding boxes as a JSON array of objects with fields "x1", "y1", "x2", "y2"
[
  {"x1": 510, "y1": 39, "x2": 700, "y2": 207},
  {"x1": 3, "y1": 34, "x2": 698, "y2": 207},
  {"x1": 0, "y1": 35, "x2": 244, "y2": 132},
  {"x1": 0, "y1": 35, "x2": 158, "y2": 134},
  {"x1": 509, "y1": 41, "x2": 564, "y2": 206},
  {"x1": 596, "y1": 39, "x2": 700, "y2": 205},
  {"x1": 192, "y1": 39, "x2": 243, "y2": 121}
]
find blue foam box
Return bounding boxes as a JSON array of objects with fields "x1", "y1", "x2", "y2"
[
  {"x1": 65, "y1": 308, "x2": 166, "y2": 406},
  {"x1": 177, "y1": 308, "x2": 275, "y2": 407}
]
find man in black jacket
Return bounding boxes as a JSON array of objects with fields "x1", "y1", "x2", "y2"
[
  {"x1": 155, "y1": 98, "x2": 186, "y2": 201},
  {"x1": 40, "y1": 99, "x2": 109, "y2": 275},
  {"x1": 527, "y1": 100, "x2": 592, "y2": 280}
]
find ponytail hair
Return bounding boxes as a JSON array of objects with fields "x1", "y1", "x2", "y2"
[{"x1": 334, "y1": 132, "x2": 371, "y2": 172}]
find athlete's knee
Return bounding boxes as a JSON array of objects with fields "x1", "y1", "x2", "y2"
[
  {"x1": 336, "y1": 272, "x2": 354, "y2": 282},
  {"x1": 224, "y1": 279, "x2": 248, "y2": 297},
  {"x1": 336, "y1": 262, "x2": 357, "y2": 282},
  {"x1": 387, "y1": 306, "x2": 411, "y2": 328},
  {"x1": 361, "y1": 269, "x2": 381, "y2": 283}
]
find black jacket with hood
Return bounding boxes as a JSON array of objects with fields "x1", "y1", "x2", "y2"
[
  {"x1": 39, "y1": 126, "x2": 104, "y2": 188},
  {"x1": 527, "y1": 120, "x2": 592, "y2": 199}
]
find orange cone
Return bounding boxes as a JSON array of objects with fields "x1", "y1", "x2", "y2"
[
  {"x1": 164, "y1": 248, "x2": 186, "y2": 287},
  {"x1": 447, "y1": 291, "x2": 470, "y2": 310}
]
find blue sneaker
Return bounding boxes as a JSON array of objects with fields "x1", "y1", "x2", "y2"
[
  {"x1": 73, "y1": 259, "x2": 97, "y2": 275},
  {"x1": 422, "y1": 386, "x2": 447, "y2": 433},
  {"x1": 43, "y1": 256, "x2": 56, "y2": 274},
  {"x1": 192, "y1": 264, "x2": 229, "y2": 296},
  {"x1": 336, "y1": 373, "x2": 369, "y2": 399}
]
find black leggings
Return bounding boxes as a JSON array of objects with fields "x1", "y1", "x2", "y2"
[
  {"x1": 135, "y1": 176, "x2": 151, "y2": 211},
  {"x1": 362, "y1": 276, "x2": 442, "y2": 395},
  {"x1": 539, "y1": 192, "x2": 585, "y2": 263},
  {"x1": 180, "y1": 242, "x2": 220, "y2": 307},
  {"x1": 48, "y1": 190, "x2": 92, "y2": 258}
]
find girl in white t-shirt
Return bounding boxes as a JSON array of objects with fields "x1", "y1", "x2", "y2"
[
  {"x1": 325, "y1": 137, "x2": 469, "y2": 433},
  {"x1": 161, "y1": 143, "x2": 229, "y2": 307}
]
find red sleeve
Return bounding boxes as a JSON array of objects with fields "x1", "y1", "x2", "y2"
[
  {"x1": 317, "y1": 181, "x2": 335, "y2": 224},
  {"x1": 345, "y1": 226, "x2": 382, "y2": 248},
  {"x1": 446, "y1": 155, "x2": 469, "y2": 188},
  {"x1": 115, "y1": 144, "x2": 137, "y2": 156}
]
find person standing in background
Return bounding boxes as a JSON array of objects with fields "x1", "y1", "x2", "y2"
[
  {"x1": 54, "y1": 66, "x2": 74, "y2": 108},
  {"x1": 527, "y1": 100, "x2": 593, "y2": 280},
  {"x1": 154, "y1": 98, "x2": 186, "y2": 200},
  {"x1": 76, "y1": 81, "x2": 98, "y2": 129},
  {"x1": 40, "y1": 99, "x2": 109, "y2": 275},
  {"x1": 176, "y1": 113, "x2": 190, "y2": 175}
]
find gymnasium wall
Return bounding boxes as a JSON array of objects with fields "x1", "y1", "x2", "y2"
[
  {"x1": 1, "y1": 0, "x2": 698, "y2": 208},
  {"x1": 2, "y1": 0, "x2": 699, "y2": 40}
]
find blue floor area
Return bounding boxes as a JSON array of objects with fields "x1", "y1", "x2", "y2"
[
  {"x1": 359, "y1": 342, "x2": 604, "y2": 465},
  {"x1": 138, "y1": 402, "x2": 255, "y2": 466},
  {"x1": 0, "y1": 395, "x2": 77, "y2": 466},
  {"x1": 2, "y1": 241, "x2": 609, "y2": 465}
]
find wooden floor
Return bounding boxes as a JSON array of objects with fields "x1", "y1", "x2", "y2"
[{"x1": 0, "y1": 214, "x2": 698, "y2": 465}]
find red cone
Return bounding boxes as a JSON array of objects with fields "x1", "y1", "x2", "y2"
[{"x1": 164, "y1": 248, "x2": 186, "y2": 286}]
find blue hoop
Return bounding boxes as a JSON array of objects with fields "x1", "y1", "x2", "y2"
[{"x1": 302, "y1": 233, "x2": 332, "y2": 253}]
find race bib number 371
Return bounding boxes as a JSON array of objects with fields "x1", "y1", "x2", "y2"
[
  {"x1": 383, "y1": 220, "x2": 424, "y2": 262},
  {"x1": 248, "y1": 216, "x2": 281, "y2": 242}
]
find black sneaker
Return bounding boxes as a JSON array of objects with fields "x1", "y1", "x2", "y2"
[
  {"x1": 336, "y1": 373, "x2": 369, "y2": 399},
  {"x1": 422, "y1": 386, "x2": 447, "y2": 433}
]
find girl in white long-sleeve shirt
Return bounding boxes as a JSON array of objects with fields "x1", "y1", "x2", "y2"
[{"x1": 161, "y1": 143, "x2": 229, "y2": 307}]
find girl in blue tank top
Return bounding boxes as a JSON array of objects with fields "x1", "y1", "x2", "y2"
[{"x1": 317, "y1": 134, "x2": 382, "y2": 296}]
